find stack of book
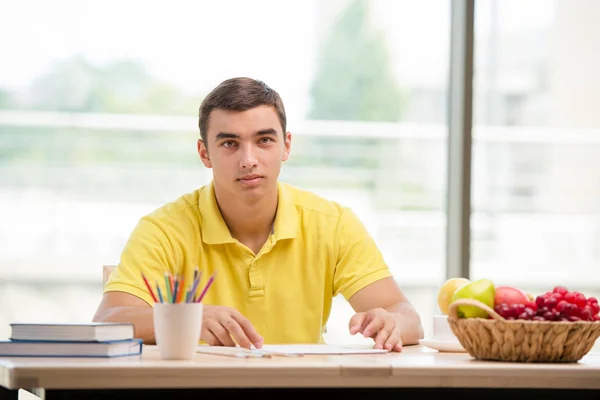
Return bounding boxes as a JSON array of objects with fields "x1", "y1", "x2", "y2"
[{"x1": 0, "y1": 322, "x2": 142, "y2": 358}]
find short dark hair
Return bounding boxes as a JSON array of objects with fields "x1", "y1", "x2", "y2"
[{"x1": 198, "y1": 77, "x2": 287, "y2": 144}]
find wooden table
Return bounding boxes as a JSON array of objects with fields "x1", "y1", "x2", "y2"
[{"x1": 1, "y1": 345, "x2": 599, "y2": 400}]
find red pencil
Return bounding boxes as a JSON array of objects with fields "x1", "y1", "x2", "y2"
[{"x1": 141, "y1": 273, "x2": 159, "y2": 303}]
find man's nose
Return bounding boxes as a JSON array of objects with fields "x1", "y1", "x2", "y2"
[{"x1": 239, "y1": 143, "x2": 258, "y2": 169}]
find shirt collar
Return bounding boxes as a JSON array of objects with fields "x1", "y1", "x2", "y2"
[
  {"x1": 199, "y1": 181, "x2": 298, "y2": 244},
  {"x1": 272, "y1": 182, "x2": 298, "y2": 241}
]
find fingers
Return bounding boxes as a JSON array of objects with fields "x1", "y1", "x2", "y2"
[
  {"x1": 223, "y1": 316, "x2": 255, "y2": 349},
  {"x1": 361, "y1": 316, "x2": 385, "y2": 339},
  {"x1": 221, "y1": 318, "x2": 251, "y2": 349},
  {"x1": 360, "y1": 312, "x2": 402, "y2": 351},
  {"x1": 348, "y1": 312, "x2": 368, "y2": 335},
  {"x1": 200, "y1": 306, "x2": 264, "y2": 349},
  {"x1": 201, "y1": 327, "x2": 222, "y2": 346},
  {"x1": 232, "y1": 312, "x2": 264, "y2": 348},
  {"x1": 206, "y1": 321, "x2": 236, "y2": 347},
  {"x1": 372, "y1": 323, "x2": 390, "y2": 349},
  {"x1": 384, "y1": 325, "x2": 402, "y2": 352}
]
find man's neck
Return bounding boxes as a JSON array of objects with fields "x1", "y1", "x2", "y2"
[{"x1": 214, "y1": 185, "x2": 278, "y2": 250}]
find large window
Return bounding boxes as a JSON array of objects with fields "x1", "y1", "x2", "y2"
[
  {"x1": 0, "y1": 0, "x2": 450, "y2": 343},
  {"x1": 471, "y1": 0, "x2": 600, "y2": 300}
]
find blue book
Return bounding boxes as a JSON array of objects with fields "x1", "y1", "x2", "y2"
[{"x1": 0, "y1": 338, "x2": 143, "y2": 358}]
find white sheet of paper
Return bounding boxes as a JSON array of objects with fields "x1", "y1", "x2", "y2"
[{"x1": 259, "y1": 344, "x2": 390, "y2": 355}]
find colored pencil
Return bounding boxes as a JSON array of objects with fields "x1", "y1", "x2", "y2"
[
  {"x1": 187, "y1": 272, "x2": 201, "y2": 303},
  {"x1": 196, "y1": 272, "x2": 216, "y2": 303},
  {"x1": 176, "y1": 275, "x2": 186, "y2": 303},
  {"x1": 141, "y1": 273, "x2": 158, "y2": 303},
  {"x1": 164, "y1": 273, "x2": 172, "y2": 303},
  {"x1": 172, "y1": 276, "x2": 180, "y2": 303},
  {"x1": 168, "y1": 273, "x2": 174, "y2": 297}
]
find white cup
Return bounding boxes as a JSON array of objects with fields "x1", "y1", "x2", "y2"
[
  {"x1": 433, "y1": 315, "x2": 458, "y2": 342},
  {"x1": 153, "y1": 302, "x2": 203, "y2": 360}
]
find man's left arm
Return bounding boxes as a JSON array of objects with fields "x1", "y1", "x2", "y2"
[
  {"x1": 348, "y1": 277, "x2": 424, "y2": 351},
  {"x1": 332, "y1": 207, "x2": 424, "y2": 352}
]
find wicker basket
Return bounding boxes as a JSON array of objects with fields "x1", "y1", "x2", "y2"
[{"x1": 447, "y1": 298, "x2": 600, "y2": 363}]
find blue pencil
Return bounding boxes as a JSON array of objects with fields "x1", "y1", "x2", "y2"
[
  {"x1": 172, "y1": 276, "x2": 180, "y2": 304},
  {"x1": 156, "y1": 285, "x2": 164, "y2": 303}
]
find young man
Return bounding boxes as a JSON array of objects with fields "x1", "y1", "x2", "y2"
[{"x1": 93, "y1": 77, "x2": 424, "y2": 352}]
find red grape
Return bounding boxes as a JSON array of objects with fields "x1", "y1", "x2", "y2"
[
  {"x1": 535, "y1": 295, "x2": 546, "y2": 308},
  {"x1": 565, "y1": 292, "x2": 577, "y2": 304},
  {"x1": 574, "y1": 292, "x2": 587, "y2": 308},
  {"x1": 525, "y1": 300, "x2": 538, "y2": 312},
  {"x1": 553, "y1": 286, "x2": 569, "y2": 296},
  {"x1": 580, "y1": 306, "x2": 593, "y2": 321},
  {"x1": 511, "y1": 304, "x2": 526, "y2": 316},
  {"x1": 545, "y1": 296, "x2": 558, "y2": 309}
]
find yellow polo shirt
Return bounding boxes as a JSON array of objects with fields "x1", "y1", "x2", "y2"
[{"x1": 105, "y1": 181, "x2": 392, "y2": 344}]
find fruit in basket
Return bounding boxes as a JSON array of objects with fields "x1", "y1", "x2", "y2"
[
  {"x1": 494, "y1": 285, "x2": 530, "y2": 307},
  {"x1": 451, "y1": 278, "x2": 495, "y2": 318},
  {"x1": 534, "y1": 286, "x2": 600, "y2": 322},
  {"x1": 493, "y1": 285, "x2": 539, "y2": 320},
  {"x1": 494, "y1": 302, "x2": 537, "y2": 320},
  {"x1": 437, "y1": 277, "x2": 470, "y2": 315},
  {"x1": 494, "y1": 285, "x2": 600, "y2": 322}
]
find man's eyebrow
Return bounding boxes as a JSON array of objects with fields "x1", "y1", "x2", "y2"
[
  {"x1": 255, "y1": 128, "x2": 278, "y2": 136},
  {"x1": 215, "y1": 132, "x2": 240, "y2": 141}
]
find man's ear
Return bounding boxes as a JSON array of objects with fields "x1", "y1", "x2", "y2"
[
  {"x1": 282, "y1": 131, "x2": 292, "y2": 162},
  {"x1": 198, "y1": 139, "x2": 212, "y2": 168}
]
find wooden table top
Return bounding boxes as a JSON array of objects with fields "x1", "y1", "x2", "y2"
[{"x1": 1, "y1": 344, "x2": 599, "y2": 390}]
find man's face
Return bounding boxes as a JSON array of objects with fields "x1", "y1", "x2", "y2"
[{"x1": 198, "y1": 105, "x2": 291, "y2": 201}]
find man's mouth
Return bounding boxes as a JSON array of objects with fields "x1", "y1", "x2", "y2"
[
  {"x1": 238, "y1": 175, "x2": 263, "y2": 185},
  {"x1": 239, "y1": 174, "x2": 262, "y2": 181}
]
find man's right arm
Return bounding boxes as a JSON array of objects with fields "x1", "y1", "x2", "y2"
[
  {"x1": 92, "y1": 216, "x2": 264, "y2": 348},
  {"x1": 92, "y1": 216, "x2": 177, "y2": 344},
  {"x1": 93, "y1": 292, "x2": 156, "y2": 344}
]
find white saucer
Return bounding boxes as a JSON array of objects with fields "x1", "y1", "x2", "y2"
[{"x1": 418, "y1": 338, "x2": 466, "y2": 353}]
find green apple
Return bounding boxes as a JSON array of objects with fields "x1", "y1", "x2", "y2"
[{"x1": 451, "y1": 278, "x2": 495, "y2": 318}]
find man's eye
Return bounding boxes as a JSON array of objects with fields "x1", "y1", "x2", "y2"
[
  {"x1": 260, "y1": 137, "x2": 273, "y2": 144},
  {"x1": 222, "y1": 141, "x2": 235, "y2": 147}
]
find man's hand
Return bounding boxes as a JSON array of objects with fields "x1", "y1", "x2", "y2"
[
  {"x1": 348, "y1": 307, "x2": 402, "y2": 352},
  {"x1": 202, "y1": 305, "x2": 263, "y2": 349}
]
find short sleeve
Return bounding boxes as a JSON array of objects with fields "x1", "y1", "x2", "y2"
[
  {"x1": 104, "y1": 216, "x2": 178, "y2": 306},
  {"x1": 332, "y1": 207, "x2": 393, "y2": 300}
]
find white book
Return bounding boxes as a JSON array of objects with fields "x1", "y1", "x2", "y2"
[
  {"x1": 10, "y1": 322, "x2": 134, "y2": 342},
  {"x1": 0, "y1": 339, "x2": 143, "y2": 358}
]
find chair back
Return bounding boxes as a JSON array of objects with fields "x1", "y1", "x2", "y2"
[{"x1": 103, "y1": 265, "x2": 116, "y2": 286}]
